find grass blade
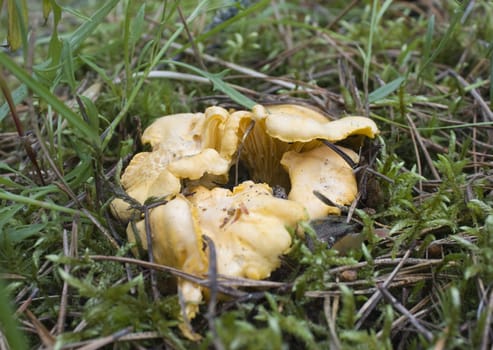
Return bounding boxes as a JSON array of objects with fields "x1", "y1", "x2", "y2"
[
  {"x1": 61, "y1": 39, "x2": 76, "y2": 91},
  {"x1": 6, "y1": 0, "x2": 28, "y2": 52},
  {"x1": 490, "y1": 46, "x2": 493, "y2": 107},
  {"x1": 101, "y1": 0, "x2": 211, "y2": 150},
  {"x1": 0, "y1": 281, "x2": 28, "y2": 350},
  {"x1": 0, "y1": 189, "x2": 83, "y2": 216},
  {"x1": 418, "y1": 5, "x2": 464, "y2": 77},
  {"x1": 363, "y1": 0, "x2": 393, "y2": 108},
  {"x1": 1, "y1": 0, "x2": 118, "y2": 128},
  {"x1": 67, "y1": 0, "x2": 120, "y2": 50},
  {"x1": 368, "y1": 76, "x2": 405, "y2": 103},
  {"x1": 422, "y1": 14, "x2": 435, "y2": 71},
  {"x1": 167, "y1": 60, "x2": 257, "y2": 109},
  {"x1": 0, "y1": 52, "x2": 97, "y2": 144}
]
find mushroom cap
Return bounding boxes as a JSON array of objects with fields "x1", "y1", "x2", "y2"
[
  {"x1": 141, "y1": 112, "x2": 205, "y2": 152},
  {"x1": 265, "y1": 112, "x2": 379, "y2": 143},
  {"x1": 255, "y1": 104, "x2": 379, "y2": 143},
  {"x1": 190, "y1": 181, "x2": 308, "y2": 279},
  {"x1": 126, "y1": 180, "x2": 307, "y2": 329},
  {"x1": 111, "y1": 106, "x2": 252, "y2": 222},
  {"x1": 128, "y1": 181, "x2": 307, "y2": 279},
  {"x1": 265, "y1": 103, "x2": 330, "y2": 123},
  {"x1": 110, "y1": 112, "x2": 205, "y2": 221},
  {"x1": 127, "y1": 195, "x2": 207, "y2": 322},
  {"x1": 239, "y1": 104, "x2": 378, "y2": 191},
  {"x1": 281, "y1": 145, "x2": 359, "y2": 219},
  {"x1": 167, "y1": 148, "x2": 231, "y2": 181},
  {"x1": 127, "y1": 195, "x2": 207, "y2": 272},
  {"x1": 110, "y1": 151, "x2": 182, "y2": 221}
]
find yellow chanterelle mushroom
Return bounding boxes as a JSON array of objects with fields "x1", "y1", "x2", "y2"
[
  {"x1": 238, "y1": 104, "x2": 378, "y2": 216},
  {"x1": 127, "y1": 181, "x2": 307, "y2": 337},
  {"x1": 111, "y1": 103, "x2": 379, "y2": 337}
]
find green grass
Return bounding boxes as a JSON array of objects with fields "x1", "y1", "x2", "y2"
[{"x1": 1, "y1": 0, "x2": 493, "y2": 348}]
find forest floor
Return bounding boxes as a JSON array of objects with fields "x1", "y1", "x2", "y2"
[{"x1": 1, "y1": 1, "x2": 493, "y2": 349}]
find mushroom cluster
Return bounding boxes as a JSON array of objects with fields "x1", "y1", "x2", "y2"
[{"x1": 111, "y1": 103, "x2": 378, "y2": 335}]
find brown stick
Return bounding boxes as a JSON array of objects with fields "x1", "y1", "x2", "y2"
[
  {"x1": 355, "y1": 248, "x2": 413, "y2": 328},
  {"x1": 378, "y1": 284, "x2": 433, "y2": 341},
  {"x1": 0, "y1": 70, "x2": 45, "y2": 185}
]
